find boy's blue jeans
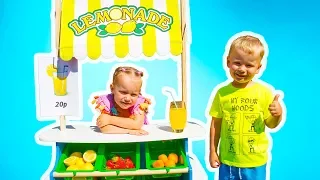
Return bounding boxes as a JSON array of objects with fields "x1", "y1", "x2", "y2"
[{"x1": 219, "y1": 163, "x2": 267, "y2": 180}]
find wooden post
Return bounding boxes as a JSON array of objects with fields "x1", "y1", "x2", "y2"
[
  {"x1": 55, "y1": 0, "x2": 61, "y2": 51},
  {"x1": 55, "y1": 0, "x2": 66, "y2": 131},
  {"x1": 180, "y1": 0, "x2": 187, "y2": 107}
]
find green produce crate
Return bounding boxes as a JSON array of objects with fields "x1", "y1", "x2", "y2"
[
  {"x1": 97, "y1": 143, "x2": 140, "y2": 180},
  {"x1": 55, "y1": 143, "x2": 103, "y2": 180},
  {"x1": 145, "y1": 140, "x2": 188, "y2": 178}
]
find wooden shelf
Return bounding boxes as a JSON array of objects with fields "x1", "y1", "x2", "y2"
[{"x1": 53, "y1": 168, "x2": 188, "y2": 177}]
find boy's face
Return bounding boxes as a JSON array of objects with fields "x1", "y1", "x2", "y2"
[{"x1": 227, "y1": 47, "x2": 262, "y2": 84}]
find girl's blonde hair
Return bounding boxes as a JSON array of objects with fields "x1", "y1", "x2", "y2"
[
  {"x1": 229, "y1": 35, "x2": 265, "y2": 60},
  {"x1": 112, "y1": 66, "x2": 144, "y2": 84}
]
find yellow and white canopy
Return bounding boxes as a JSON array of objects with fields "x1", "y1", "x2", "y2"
[{"x1": 58, "y1": 0, "x2": 185, "y2": 61}]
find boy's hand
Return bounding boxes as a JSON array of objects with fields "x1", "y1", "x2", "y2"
[
  {"x1": 96, "y1": 114, "x2": 111, "y2": 128},
  {"x1": 209, "y1": 151, "x2": 220, "y2": 168},
  {"x1": 269, "y1": 94, "x2": 282, "y2": 117},
  {"x1": 129, "y1": 129, "x2": 149, "y2": 136}
]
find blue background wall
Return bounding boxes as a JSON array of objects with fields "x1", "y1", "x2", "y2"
[{"x1": 1, "y1": 0, "x2": 319, "y2": 179}]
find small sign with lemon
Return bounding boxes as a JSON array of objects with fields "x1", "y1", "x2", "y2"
[{"x1": 68, "y1": 5, "x2": 173, "y2": 37}]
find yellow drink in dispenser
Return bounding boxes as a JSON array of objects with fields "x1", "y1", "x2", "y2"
[
  {"x1": 53, "y1": 74, "x2": 67, "y2": 96},
  {"x1": 46, "y1": 64, "x2": 67, "y2": 96},
  {"x1": 169, "y1": 101, "x2": 187, "y2": 133}
]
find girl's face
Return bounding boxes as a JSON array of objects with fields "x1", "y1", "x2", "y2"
[
  {"x1": 111, "y1": 74, "x2": 142, "y2": 110},
  {"x1": 227, "y1": 47, "x2": 262, "y2": 86}
]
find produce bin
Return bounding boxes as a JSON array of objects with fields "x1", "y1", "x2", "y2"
[
  {"x1": 145, "y1": 140, "x2": 188, "y2": 178},
  {"x1": 56, "y1": 143, "x2": 103, "y2": 180},
  {"x1": 97, "y1": 143, "x2": 140, "y2": 180}
]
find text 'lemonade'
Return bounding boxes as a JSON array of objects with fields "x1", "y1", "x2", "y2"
[{"x1": 169, "y1": 101, "x2": 187, "y2": 133}]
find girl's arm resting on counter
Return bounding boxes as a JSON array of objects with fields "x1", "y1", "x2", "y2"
[
  {"x1": 100, "y1": 125, "x2": 131, "y2": 134},
  {"x1": 109, "y1": 113, "x2": 144, "y2": 130}
]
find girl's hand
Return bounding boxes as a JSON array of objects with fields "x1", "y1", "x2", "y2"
[
  {"x1": 209, "y1": 151, "x2": 220, "y2": 168},
  {"x1": 269, "y1": 94, "x2": 282, "y2": 117},
  {"x1": 96, "y1": 114, "x2": 111, "y2": 128},
  {"x1": 128, "y1": 129, "x2": 149, "y2": 136}
]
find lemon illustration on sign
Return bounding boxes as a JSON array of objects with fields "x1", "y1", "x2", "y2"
[
  {"x1": 105, "y1": 22, "x2": 122, "y2": 34},
  {"x1": 46, "y1": 64, "x2": 57, "y2": 77},
  {"x1": 122, "y1": 20, "x2": 137, "y2": 33},
  {"x1": 109, "y1": 8, "x2": 122, "y2": 20}
]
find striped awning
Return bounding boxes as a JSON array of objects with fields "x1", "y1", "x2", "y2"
[{"x1": 59, "y1": 0, "x2": 184, "y2": 61}]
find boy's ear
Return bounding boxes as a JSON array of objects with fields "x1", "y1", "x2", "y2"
[
  {"x1": 256, "y1": 63, "x2": 262, "y2": 74},
  {"x1": 227, "y1": 56, "x2": 231, "y2": 68}
]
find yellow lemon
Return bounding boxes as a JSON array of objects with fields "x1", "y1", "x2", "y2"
[
  {"x1": 83, "y1": 150, "x2": 97, "y2": 163},
  {"x1": 105, "y1": 22, "x2": 122, "y2": 34},
  {"x1": 46, "y1": 64, "x2": 57, "y2": 77},
  {"x1": 121, "y1": 20, "x2": 136, "y2": 33},
  {"x1": 66, "y1": 165, "x2": 79, "y2": 171},
  {"x1": 64, "y1": 156, "x2": 78, "y2": 167},
  {"x1": 76, "y1": 158, "x2": 85, "y2": 167},
  {"x1": 109, "y1": 8, "x2": 122, "y2": 20},
  {"x1": 70, "y1": 152, "x2": 82, "y2": 158},
  {"x1": 82, "y1": 162, "x2": 94, "y2": 170}
]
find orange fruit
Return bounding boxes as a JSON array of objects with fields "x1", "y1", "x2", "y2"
[
  {"x1": 152, "y1": 160, "x2": 165, "y2": 168},
  {"x1": 158, "y1": 154, "x2": 168, "y2": 163},
  {"x1": 164, "y1": 160, "x2": 176, "y2": 167},
  {"x1": 168, "y1": 153, "x2": 178, "y2": 164}
]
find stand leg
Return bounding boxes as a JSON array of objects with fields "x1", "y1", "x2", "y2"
[{"x1": 50, "y1": 143, "x2": 65, "y2": 180}]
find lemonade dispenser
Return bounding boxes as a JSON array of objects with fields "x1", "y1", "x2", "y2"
[{"x1": 46, "y1": 61, "x2": 69, "y2": 96}]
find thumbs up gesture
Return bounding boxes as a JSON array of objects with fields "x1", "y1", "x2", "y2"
[{"x1": 269, "y1": 94, "x2": 282, "y2": 117}]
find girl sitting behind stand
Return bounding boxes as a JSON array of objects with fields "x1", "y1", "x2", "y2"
[{"x1": 92, "y1": 66, "x2": 151, "y2": 136}]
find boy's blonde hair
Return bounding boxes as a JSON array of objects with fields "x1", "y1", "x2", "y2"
[{"x1": 228, "y1": 35, "x2": 265, "y2": 60}]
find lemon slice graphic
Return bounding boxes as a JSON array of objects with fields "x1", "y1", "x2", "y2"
[
  {"x1": 121, "y1": 20, "x2": 136, "y2": 33},
  {"x1": 46, "y1": 64, "x2": 57, "y2": 77},
  {"x1": 105, "y1": 22, "x2": 122, "y2": 34},
  {"x1": 109, "y1": 8, "x2": 122, "y2": 20}
]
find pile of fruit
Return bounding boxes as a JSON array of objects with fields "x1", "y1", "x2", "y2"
[
  {"x1": 105, "y1": 155, "x2": 135, "y2": 169},
  {"x1": 63, "y1": 150, "x2": 97, "y2": 171},
  {"x1": 152, "y1": 153, "x2": 184, "y2": 168}
]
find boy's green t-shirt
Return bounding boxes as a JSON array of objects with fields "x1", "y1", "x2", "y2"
[{"x1": 209, "y1": 82, "x2": 274, "y2": 168}]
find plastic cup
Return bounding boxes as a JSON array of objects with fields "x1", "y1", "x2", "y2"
[
  {"x1": 169, "y1": 101, "x2": 187, "y2": 133},
  {"x1": 52, "y1": 72, "x2": 67, "y2": 96}
]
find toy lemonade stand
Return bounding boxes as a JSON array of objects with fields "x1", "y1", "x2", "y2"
[{"x1": 35, "y1": 0, "x2": 207, "y2": 179}]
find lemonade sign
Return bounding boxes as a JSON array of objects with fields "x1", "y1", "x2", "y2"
[{"x1": 68, "y1": 5, "x2": 173, "y2": 37}]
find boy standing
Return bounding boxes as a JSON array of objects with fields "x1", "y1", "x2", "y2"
[{"x1": 208, "y1": 33, "x2": 285, "y2": 180}]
